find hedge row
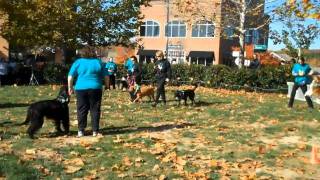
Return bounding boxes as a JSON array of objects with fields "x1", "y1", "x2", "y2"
[{"x1": 43, "y1": 63, "x2": 293, "y2": 91}]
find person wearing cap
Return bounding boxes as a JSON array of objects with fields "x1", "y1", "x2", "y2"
[{"x1": 288, "y1": 57, "x2": 314, "y2": 109}]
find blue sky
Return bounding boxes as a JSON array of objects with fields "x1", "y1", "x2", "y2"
[
  {"x1": 268, "y1": 20, "x2": 320, "y2": 50},
  {"x1": 265, "y1": 0, "x2": 320, "y2": 50}
]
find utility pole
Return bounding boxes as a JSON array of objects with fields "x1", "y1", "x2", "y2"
[{"x1": 165, "y1": 0, "x2": 169, "y2": 59}]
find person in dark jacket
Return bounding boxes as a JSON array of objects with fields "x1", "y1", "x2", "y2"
[
  {"x1": 288, "y1": 57, "x2": 314, "y2": 109},
  {"x1": 152, "y1": 50, "x2": 171, "y2": 107},
  {"x1": 249, "y1": 54, "x2": 261, "y2": 69}
]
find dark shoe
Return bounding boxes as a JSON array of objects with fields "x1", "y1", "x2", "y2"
[{"x1": 152, "y1": 103, "x2": 157, "y2": 107}]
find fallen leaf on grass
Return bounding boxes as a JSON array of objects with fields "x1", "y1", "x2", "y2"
[
  {"x1": 64, "y1": 165, "x2": 82, "y2": 174},
  {"x1": 123, "y1": 156, "x2": 132, "y2": 166},
  {"x1": 113, "y1": 135, "x2": 124, "y2": 143},
  {"x1": 63, "y1": 158, "x2": 84, "y2": 174},
  {"x1": 152, "y1": 164, "x2": 160, "y2": 171},
  {"x1": 118, "y1": 173, "x2": 128, "y2": 178},
  {"x1": 175, "y1": 156, "x2": 187, "y2": 166},
  {"x1": 158, "y1": 174, "x2": 166, "y2": 180},
  {"x1": 135, "y1": 157, "x2": 144, "y2": 163},
  {"x1": 26, "y1": 148, "x2": 36, "y2": 155},
  {"x1": 34, "y1": 165, "x2": 50, "y2": 176},
  {"x1": 258, "y1": 145, "x2": 266, "y2": 154},
  {"x1": 162, "y1": 151, "x2": 177, "y2": 163},
  {"x1": 209, "y1": 160, "x2": 219, "y2": 167}
]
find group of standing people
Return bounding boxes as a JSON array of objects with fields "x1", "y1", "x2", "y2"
[
  {"x1": 67, "y1": 47, "x2": 171, "y2": 137},
  {"x1": 67, "y1": 46, "x2": 316, "y2": 138}
]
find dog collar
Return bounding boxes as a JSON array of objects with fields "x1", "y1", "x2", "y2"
[{"x1": 56, "y1": 96, "x2": 69, "y2": 104}]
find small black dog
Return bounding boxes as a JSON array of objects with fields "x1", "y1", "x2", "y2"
[
  {"x1": 21, "y1": 86, "x2": 70, "y2": 138},
  {"x1": 174, "y1": 84, "x2": 198, "y2": 106}
]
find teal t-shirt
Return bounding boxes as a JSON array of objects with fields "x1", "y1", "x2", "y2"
[
  {"x1": 68, "y1": 58, "x2": 105, "y2": 90},
  {"x1": 105, "y1": 62, "x2": 117, "y2": 76},
  {"x1": 292, "y1": 63, "x2": 312, "y2": 85}
]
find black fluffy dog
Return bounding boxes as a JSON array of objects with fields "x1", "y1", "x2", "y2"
[
  {"x1": 174, "y1": 84, "x2": 198, "y2": 106},
  {"x1": 21, "y1": 86, "x2": 70, "y2": 138}
]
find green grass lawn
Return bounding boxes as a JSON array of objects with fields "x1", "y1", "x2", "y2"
[{"x1": 1, "y1": 85, "x2": 320, "y2": 179}]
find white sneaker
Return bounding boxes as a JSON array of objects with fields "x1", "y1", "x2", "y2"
[
  {"x1": 77, "y1": 131, "x2": 84, "y2": 137},
  {"x1": 93, "y1": 131, "x2": 102, "y2": 137}
]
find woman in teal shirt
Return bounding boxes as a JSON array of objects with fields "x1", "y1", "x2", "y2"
[
  {"x1": 288, "y1": 57, "x2": 314, "y2": 109},
  {"x1": 68, "y1": 46, "x2": 107, "y2": 137}
]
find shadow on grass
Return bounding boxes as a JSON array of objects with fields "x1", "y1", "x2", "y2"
[
  {"x1": 99, "y1": 122, "x2": 195, "y2": 135},
  {"x1": 52, "y1": 123, "x2": 193, "y2": 137},
  {"x1": 194, "y1": 100, "x2": 229, "y2": 107},
  {"x1": 0, "y1": 120, "x2": 13, "y2": 127},
  {"x1": 0, "y1": 103, "x2": 30, "y2": 109}
]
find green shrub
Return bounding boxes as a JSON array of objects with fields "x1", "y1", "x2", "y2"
[{"x1": 42, "y1": 62, "x2": 293, "y2": 91}]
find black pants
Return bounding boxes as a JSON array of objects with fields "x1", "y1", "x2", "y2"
[
  {"x1": 288, "y1": 83, "x2": 313, "y2": 108},
  {"x1": 76, "y1": 89, "x2": 102, "y2": 132},
  {"x1": 155, "y1": 78, "x2": 166, "y2": 104},
  {"x1": 105, "y1": 75, "x2": 116, "y2": 90}
]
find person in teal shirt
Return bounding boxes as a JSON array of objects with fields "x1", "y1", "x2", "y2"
[
  {"x1": 105, "y1": 57, "x2": 117, "y2": 90},
  {"x1": 68, "y1": 46, "x2": 107, "y2": 137},
  {"x1": 288, "y1": 57, "x2": 314, "y2": 109}
]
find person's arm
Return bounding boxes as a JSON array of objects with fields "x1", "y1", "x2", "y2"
[
  {"x1": 307, "y1": 65, "x2": 314, "y2": 76},
  {"x1": 67, "y1": 60, "x2": 79, "y2": 95},
  {"x1": 166, "y1": 61, "x2": 172, "y2": 81},
  {"x1": 68, "y1": 76, "x2": 74, "y2": 95}
]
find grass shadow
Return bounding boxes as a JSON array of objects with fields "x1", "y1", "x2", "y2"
[
  {"x1": 100, "y1": 122, "x2": 194, "y2": 135},
  {"x1": 0, "y1": 103, "x2": 30, "y2": 109},
  {"x1": 194, "y1": 100, "x2": 230, "y2": 107}
]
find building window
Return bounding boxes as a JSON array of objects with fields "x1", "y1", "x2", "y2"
[
  {"x1": 253, "y1": 30, "x2": 260, "y2": 44},
  {"x1": 224, "y1": 26, "x2": 234, "y2": 39},
  {"x1": 192, "y1": 22, "x2": 214, "y2": 37},
  {"x1": 140, "y1": 20, "x2": 160, "y2": 37},
  {"x1": 245, "y1": 29, "x2": 253, "y2": 44},
  {"x1": 165, "y1": 21, "x2": 186, "y2": 37}
]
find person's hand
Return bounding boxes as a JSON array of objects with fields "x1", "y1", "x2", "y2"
[
  {"x1": 68, "y1": 87, "x2": 74, "y2": 95},
  {"x1": 165, "y1": 78, "x2": 169, "y2": 82}
]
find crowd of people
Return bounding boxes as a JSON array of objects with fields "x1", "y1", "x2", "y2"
[
  {"x1": 67, "y1": 46, "x2": 172, "y2": 137},
  {"x1": 1, "y1": 46, "x2": 316, "y2": 138}
]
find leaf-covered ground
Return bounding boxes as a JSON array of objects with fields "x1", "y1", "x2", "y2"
[{"x1": 0, "y1": 85, "x2": 320, "y2": 179}]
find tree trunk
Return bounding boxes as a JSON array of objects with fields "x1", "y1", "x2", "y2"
[{"x1": 239, "y1": 1, "x2": 246, "y2": 68}]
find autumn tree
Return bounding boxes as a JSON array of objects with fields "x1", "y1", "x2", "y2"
[
  {"x1": 172, "y1": 0, "x2": 271, "y2": 68},
  {"x1": 287, "y1": 0, "x2": 320, "y2": 20},
  {"x1": 270, "y1": 1, "x2": 320, "y2": 57},
  {"x1": 0, "y1": 0, "x2": 149, "y2": 53}
]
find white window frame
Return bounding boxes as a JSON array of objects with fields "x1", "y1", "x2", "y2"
[
  {"x1": 191, "y1": 21, "x2": 215, "y2": 38},
  {"x1": 165, "y1": 21, "x2": 187, "y2": 38},
  {"x1": 140, "y1": 20, "x2": 160, "y2": 37}
]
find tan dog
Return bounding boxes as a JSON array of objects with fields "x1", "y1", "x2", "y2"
[
  {"x1": 306, "y1": 76, "x2": 320, "y2": 98},
  {"x1": 129, "y1": 85, "x2": 155, "y2": 103}
]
